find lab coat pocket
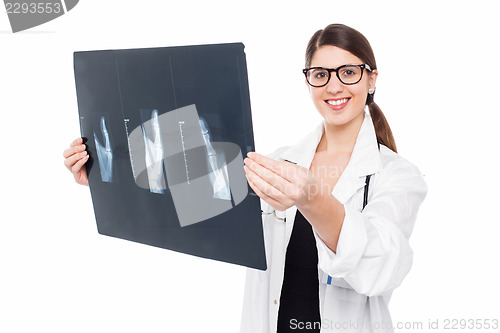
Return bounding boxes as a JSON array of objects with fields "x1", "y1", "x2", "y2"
[{"x1": 321, "y1": 285, "x2": 368, "y2": 332}]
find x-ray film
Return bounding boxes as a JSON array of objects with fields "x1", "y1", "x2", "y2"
[{"x1": 74, "y1": 43, "x2": 266, "y2": 270}]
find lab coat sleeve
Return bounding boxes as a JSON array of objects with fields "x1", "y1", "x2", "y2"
[{"x1": 313, "y1": 158, "x2": 427, "y2": 297}]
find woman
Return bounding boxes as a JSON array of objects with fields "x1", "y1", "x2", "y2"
[
  {"x1": 64, "y1": 24, "x2": 427, "y2": 333},
  {"x1": 240, "y1": 24, "x2": 427, "y2": 333}
]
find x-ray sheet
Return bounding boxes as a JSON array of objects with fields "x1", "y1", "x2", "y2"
[{"x1": 73, "y1": 43, "x2": 266, "y2": 270}]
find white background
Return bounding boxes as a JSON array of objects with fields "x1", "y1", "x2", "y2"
[{"x1": 1, "y1": 1, "x2": 499, "y2": 332}]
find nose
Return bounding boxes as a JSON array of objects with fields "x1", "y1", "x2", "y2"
[{"x1": 325, "y1": 73, "x2": 344, "y2": 94}]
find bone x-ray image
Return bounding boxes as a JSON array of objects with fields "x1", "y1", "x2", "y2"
[
  {"x1": 81, "y1": 113, "x2": 120, "y2": 184},
  {"x1": 140, "y1": 109, "x2": 166, "y2": 194},
  {"x1": 199, "y1": 117, "x2": 232, "y2": 201},
  {"x1": 94, "y1": 115, "x2": 113, "y2": 183},
  {"x1": 73, "y1": 43, "x2": 266, "y2": 270}
]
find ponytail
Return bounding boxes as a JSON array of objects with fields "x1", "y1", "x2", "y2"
[{"x1": 366, "y1": 92, "x2": 397, "y2": 153}]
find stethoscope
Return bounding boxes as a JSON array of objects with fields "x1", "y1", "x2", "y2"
[{"x1": 261, "y1": 209, "x2": 287, "y2": 222}]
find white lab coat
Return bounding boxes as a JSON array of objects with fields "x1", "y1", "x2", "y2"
[{"x1": 240, "y1": 112, "x2": 427, "y2": 333}]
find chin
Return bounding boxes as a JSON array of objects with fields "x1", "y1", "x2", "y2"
[{"x1": 320, "y1": 108, "x2": 364, "y2": 127}]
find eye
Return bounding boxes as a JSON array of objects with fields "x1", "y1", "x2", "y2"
[
  {"x1": 340, "y1": 67, "x2": 359, "y2": 77},
  {"x1": 310, "y1": 69, "x2": 328, "y2": 79}
]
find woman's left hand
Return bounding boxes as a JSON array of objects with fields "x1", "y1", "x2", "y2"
[{"x1": 243, "y1": 152, "x2": 320, "y2": 211}]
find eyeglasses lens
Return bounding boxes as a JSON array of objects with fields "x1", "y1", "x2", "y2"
[{"x1": 307, "y1": 68, "x2": 329, "y2": 87}]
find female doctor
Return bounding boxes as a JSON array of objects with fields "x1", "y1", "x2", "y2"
[
  {"x1": 63, "y1": 24, "x2": 427, "y2": 333},
  {"x1": 240, "y1": 24, "x2": 427, "y2": 333}
]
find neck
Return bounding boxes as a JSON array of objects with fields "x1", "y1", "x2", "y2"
[{"x1": 317, "y1": 112, "x2": 365, "y2": 155}]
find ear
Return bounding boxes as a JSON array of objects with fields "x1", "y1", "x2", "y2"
[
  {"x1": 305, "y1": 78, "x2": 313, "y2": 96},
  {"x1": 368, "y1": 69, "x2": 378, "y2": 90}
]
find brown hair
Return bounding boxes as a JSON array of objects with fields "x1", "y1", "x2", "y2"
[{"x1": 305, "y1": 24, "x2": 397, "y2": 153}]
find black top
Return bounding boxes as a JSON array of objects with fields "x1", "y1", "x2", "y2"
[{"x1": 277, "y1": 209, "x2": 321, "y2": 332}]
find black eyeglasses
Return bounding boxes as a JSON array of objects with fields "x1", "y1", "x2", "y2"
[{"x1": 303, "y1": 64, "x2": 372, "y2": 87}]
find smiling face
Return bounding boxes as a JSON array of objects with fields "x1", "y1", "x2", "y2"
[{"x1": 307, "y1": 45, "x2": 378, "y2": 127}]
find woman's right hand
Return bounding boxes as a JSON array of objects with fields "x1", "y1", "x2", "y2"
[{"x1": 63, "y1": 137, "x2": 90, "y2": 186}]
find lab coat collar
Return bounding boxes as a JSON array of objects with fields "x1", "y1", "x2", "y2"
[{"x1": 278, "y1": 112, "x2": 382, "y2": 204}]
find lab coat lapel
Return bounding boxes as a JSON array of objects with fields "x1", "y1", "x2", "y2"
[{"x1": 333, "y1": 112, "x2": 383, "y2": 204}]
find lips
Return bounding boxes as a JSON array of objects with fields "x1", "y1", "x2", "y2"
[{"x1": 325, "y1": 98, "x2": 350, "y2": 110}]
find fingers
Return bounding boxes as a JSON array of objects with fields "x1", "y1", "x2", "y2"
[
  {"x1": 244, "y1": 153, "x2": 302, "y2": 199},
  {"x1": 63, "y1": 138, "x2": 86, "y2": 159},
  {"x1": 63, "y1": 137, "x2": 88, "y2": 173},
  {"x1": 246, "y1": 152, "x2": 283, "y2": 175},
  {"x1": 64, "y1": 137, "x2": 90, "y2": 186},
  {"x1": 71, "y1": 153, "x2": 89, "y2": 175},
  {"x1": 244, "y1": 156, "x2": 288, "y2": 194},
  {"x1": 64, "y1": 149, "x2": 89, "y2": 171},
  {"x1": 244, "y1": 164, "x2": 295, "y2": 209},
  {"x1": 71, "y1": 137, "x2": 83, "y2": 147},
  {"x1": 246, "y1": 152, "x2": 306, "y2": 182},
  {"x1": 245, "y1": 169, "x2": 284, "y2": 210}
]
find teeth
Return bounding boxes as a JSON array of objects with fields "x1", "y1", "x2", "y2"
[{"x1": 326, "y1": 98, "x2": 349, "y2": 106}]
